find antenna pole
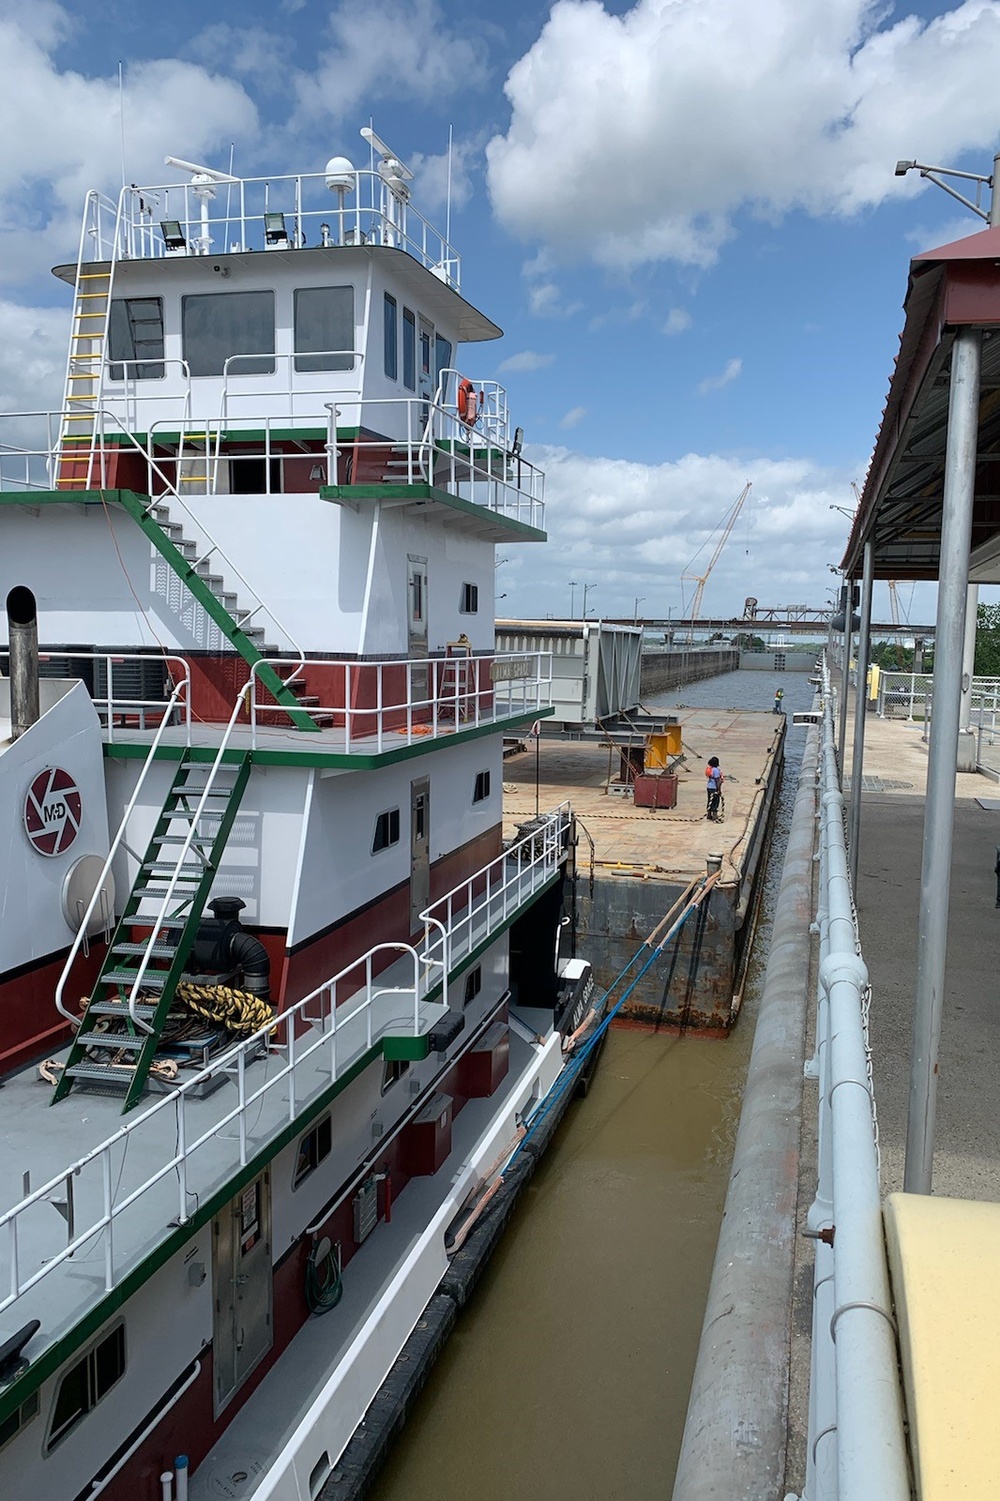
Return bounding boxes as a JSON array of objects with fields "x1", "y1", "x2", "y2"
[
  {"x1": 446, "y1": 124, "x2": 454, "y2": 252},
  {"x1": 118, "y1": 62, "x2": 127, "y2": 192}
]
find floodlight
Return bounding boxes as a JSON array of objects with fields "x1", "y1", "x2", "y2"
[
  {"x1": 264, "y1": 212, "x2": 288, "y2": 247},
  {"x1": 159, "y1": 219, "x2": 186, "y2": 251},
  {"x1": 895, "y1": 160, "x2": 915, "y2": 177}
]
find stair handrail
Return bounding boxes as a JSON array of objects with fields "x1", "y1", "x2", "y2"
[
  {"x1": 54, "y1": 670, "x2": 192, "y2": 1025},
  {"x1": 95, "y1": 405, "x2": 307, "y2": 683},
  {"x1": 123, "y1": 681, "x2": 252, "y2": 1033}
]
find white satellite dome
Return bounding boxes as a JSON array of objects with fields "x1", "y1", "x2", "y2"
[{"x1": 325, "y1": 157, "x2": 355, "y2": 193}]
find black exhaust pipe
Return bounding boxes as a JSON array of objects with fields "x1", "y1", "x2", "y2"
[{"x1": 6, "y1": 587, "x2": 39, "y2": 740}]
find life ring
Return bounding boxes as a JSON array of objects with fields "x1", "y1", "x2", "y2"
[{"x1": 457, "y1": 378, "x2": 478, "y2": 428}]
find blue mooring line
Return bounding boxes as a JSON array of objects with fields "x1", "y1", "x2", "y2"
[{"x1": 505, "y1": 883, "x2": 709, "y2": 1169}]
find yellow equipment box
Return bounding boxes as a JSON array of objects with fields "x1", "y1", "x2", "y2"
[{"x1": 645, "y1": 727, "x2": 683, "y2": 770}]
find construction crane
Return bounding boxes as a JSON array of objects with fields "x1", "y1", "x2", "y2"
[{"x1": 681, "y1": 481, "x2": 752, "y2": 643}]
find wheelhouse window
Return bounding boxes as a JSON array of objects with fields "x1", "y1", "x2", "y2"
[
  {"x1": 435, "y1": 334, "x2": 453, "y2": 395},
  {"x1": 294, "y1": 286, "x2": 355, "y2": 372},
  {"x1": 473, "y1": 770, "x2": 491, "y2": 803},
  {"x1": 47, "y1": 1323, "x2": 126, "y2": 1451},
  {"x1": 384, "y1": 293, "x2": 398, "y2": 380},
  {"x1": 402, "y1": 307, "x2": 416, "y2": 390},
  {"x1": 108, "y1": 297, "x2": 164, "y2": 380},
  {"x1": 460, "y1": 583, "x2": 479, "y2": 614},
  {"x1": 372, "y1": 807, "x2": 400, "y2": 853},
  {"x1": 293, "y1": 1113, "x2": 332, "y2": 1187},
  {"x1": 181, "y1": 291, "x2": 275, "y2": 377}
]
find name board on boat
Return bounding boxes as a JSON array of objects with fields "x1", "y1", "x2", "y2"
[
  {"x1": 23, "y1": 767, "x2": 82, "y2": 857},
  {"x1": 491, "y1": 656, "x2": 533, "y2": 683}
]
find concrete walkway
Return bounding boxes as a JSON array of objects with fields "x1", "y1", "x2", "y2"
[{"x1": 840, "y1": 692, "x2": 1000, "y2": 1200}]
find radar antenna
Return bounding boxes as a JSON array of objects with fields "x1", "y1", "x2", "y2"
[{"x1": 163, "y1": 156, "x2": 239, "y2": 255}]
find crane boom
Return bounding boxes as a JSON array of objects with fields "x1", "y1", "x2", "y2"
[{"x1": 681, "y1": 482, "x2": 752, "y2": 642}]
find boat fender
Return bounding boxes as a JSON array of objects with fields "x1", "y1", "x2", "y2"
[{"x1": 457, "y1": 378, "x2": 478, "y2": 428}]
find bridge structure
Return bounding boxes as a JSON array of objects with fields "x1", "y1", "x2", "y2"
[{"x1": 607, "y1": 615, "x2": 936, "y2": 638}]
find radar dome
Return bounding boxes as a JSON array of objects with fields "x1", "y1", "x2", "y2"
[{"x1": 325, "y1": 157, "x2": 355, "y2": 193}]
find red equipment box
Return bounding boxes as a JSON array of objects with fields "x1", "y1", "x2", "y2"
[
  {"x1": 633, "y1": 773, "x2": 678, "y2": 809},
  {"x1": 404, "y1": 1091, "x2": 453, "y2": 1176},
  {"x1": 462, "y1": 1021, "x2": 510, "y2": 1099}
]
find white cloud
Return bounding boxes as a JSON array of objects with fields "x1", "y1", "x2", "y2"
[
  {"x1": 487, "y1": 0, "x2": 1000, "y2": 268},
  {"x1": 498, "y1": 350, "x2": 556, "y2": 372},
  {"x1": 663, "y1": 307, "x2": 692, "y2": 336},
  {"x1": 560, "y1": 406, "x2": 587, "y2": 429},
  {"x1": 410, "y1": 137, "x2": 479, "y2": 215},
  {"x1": 698, "y1": 357, "x2": 743, "y2": 394},
  {"x1": 509, "y1": 446, "x2": 863, "y2": 619},
  {"x1": 0, "y1": 10, "x2": 259, "y2": 280},
  {"x1": 292, "y1": 0, "x2": 491, "y2": 125}
]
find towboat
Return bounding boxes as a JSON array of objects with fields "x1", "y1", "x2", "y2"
[{"x1": 0, "y1": 128, "x2": 596, "y2": 1500}]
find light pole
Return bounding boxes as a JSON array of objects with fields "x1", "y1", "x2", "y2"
[
  {"x1": 569, "y1": 580, "x2": 578, "y2": 618},
  {"x1": 582, "y1": 583, "x2": 596, "y2": 618},
  {"x1": 633, "y1": 596, "x2": 645, "y2": 625}
]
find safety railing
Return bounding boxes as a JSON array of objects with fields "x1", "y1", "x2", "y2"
[
  {"x1": 99, "y1": 169, "x2": 461, "y2": 289},
  {"x1": 421, "y1": 802, "x2": 573, "y2": 988},
  {"x1": 2, "y1": 806, "x2": 570, "y2": 1321},
  {"x1": 802, "y1": 664, "x2": 909, "y2": 1501},
  {"x1": 30, "y1": 651, "x2": 192, "y2": 742},
  {"x1": 53, "y1": 667, "x2": 191, "y2": 1026},
  {"x1": 876, "y1": 670, "x2": 933, "y2": 719},
  {"x1": 248, "y1": 651, "x2": 553, "y2": 749}
]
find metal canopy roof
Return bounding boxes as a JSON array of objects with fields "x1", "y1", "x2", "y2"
[{"x1": 843, "y1": 224, "x2": 1000, "y2": 582}]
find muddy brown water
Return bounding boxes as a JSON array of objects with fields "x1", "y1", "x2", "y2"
[{"x1": 372, "y1": 668, "x2": 818, "y2": 1500}]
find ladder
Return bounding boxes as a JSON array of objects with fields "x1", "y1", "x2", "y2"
[
  {"x1": 439, "y1": 637, "x2": 473, "y2": 722},
  {"x1": 52, "y1": 752, "x2": 252, "y2": 1113},
  {"x1": 57, "y1": 191, "x2": 121, "y2": 490}
]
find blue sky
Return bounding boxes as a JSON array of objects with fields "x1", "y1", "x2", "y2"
[{"x1": 2, "y1": 0, "x2": 999, "y2": 628}]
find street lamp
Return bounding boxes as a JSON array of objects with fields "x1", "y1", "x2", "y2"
[
  {"x1": 569, "y1": 580, "x2": 578, "y2": 618},
  {"x1": 633, "y1": 596, "x2": 645, "y2": 625},
  {"x1": 582, "y1": 583, "x2": 597, "y2": 618}
]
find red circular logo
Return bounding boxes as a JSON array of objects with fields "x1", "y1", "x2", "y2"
[{"x1": 24, "y1": 767, "x2": 83, "y2": 857}]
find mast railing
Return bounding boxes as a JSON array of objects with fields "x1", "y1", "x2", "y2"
[
  {"x1": 2, "y1": 805, "x2": 570, "y2": 1319},
  {"x1": 99, "y1": 170, "x2": 461, "y2": 289}
]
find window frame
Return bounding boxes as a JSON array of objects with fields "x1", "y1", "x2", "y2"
[
  {"x1": 402, "y1": 307, "x2": 416, "y2": 391},
  {"x1": 293, "y1": 1113, "x2": 333, "y2": 1188},
  {"x1": 463, "y1": 966, "x2": 482, "y2": 1007},
  {"x1": 460, "y1": 583, "x2": 479, "y2": 615},
  {"x1": 293, "y1": 285, "x2": 355, "y2": 373},
  {"x1": 372, "y1": 807, "x2": 401, "y2": 854},
  {"x1": 181, "y1": 289, "x2": 276, "y2": 379},
  {"x1": 384, "y1": 293, "x2": 398, "y2": 381},
  {"x1": 108, "y1": 296, "x2": 165, "y2": 382},
  {"x1": 46, "y1": 1322, "x2": 126, "y2": 1452},
  {"x1": 473, "y1": 770, "x2": 491, "y2": 804}
]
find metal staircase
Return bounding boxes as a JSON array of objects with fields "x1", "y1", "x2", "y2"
[
  {"x1": 111, "y1": 489, "x2": 326, "y2": 732},
  {"x1": 52, "y1": 751, "x2": 253, "y2": 1113}
]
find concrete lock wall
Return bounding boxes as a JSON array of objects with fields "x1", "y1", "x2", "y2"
[
  {"x1": 640, "y1": 649, "x2": 739, "y2": 696},
  {"x1": 738, "y1": 651, "x2": 816, "y2": 672}
]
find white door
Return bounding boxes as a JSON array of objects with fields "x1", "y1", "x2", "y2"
[{"x1": 212, "y1": 1169, "x2": 273, "y2": 1414}]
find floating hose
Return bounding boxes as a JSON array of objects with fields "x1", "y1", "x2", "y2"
[
  {"x1": 305, "y1": 1240, "x2": 344, "y2": 1315},
  {"x1": 175, "y1": 982, "x2": 275, "y2": 1036}
]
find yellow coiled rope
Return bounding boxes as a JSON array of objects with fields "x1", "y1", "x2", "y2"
[{"x1": 175, "y1": 982, "x2": 275, "y2": 1036}]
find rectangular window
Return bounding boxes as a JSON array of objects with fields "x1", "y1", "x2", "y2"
[
  {"x1": 434, "y1": 334, "x2": 453, "y2": 392},
  {"x1": 293, "y1": 1113, "x2": 333, "y2": 1187},
  {"x1": 108, "y1": 297, "x2": 164, "y2": 381},
  {"x1": 381, "y1": 1058, "x2": 410, "y2": 1094},
  {"x1": 384, "y1": 293, "x2": 398, "y2": 380},
  {"x1": 181, "y1": 291, "x2": 275, "y2": 378},
  {"x1": 294, "y1": 286, "x2": 355, "y2": 372},
  {"x1": 460, "y1": 583, "x2": 479, "y2": 614},
  {"x1": 473, "y1": 770, "x2": 490, "y2": 803},
  {"x1": 372, "y1": 807, "x2": 400, "y2": 853},
  {"x1": 402, "y1": 308, "x2": 416, "y2": 390},
  {"x1": 463, "y1": 966, "x2": 482, "y2": 1007},
  {"x1": 47, "y1": 1323, "x2": 126, "y2": 1451}
]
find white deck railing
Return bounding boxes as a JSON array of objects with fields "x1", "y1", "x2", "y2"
[
  {"x1": 2, "y1": 805, "x2": 569, "y2": 1322},
  {"x1": 249, "y1": 651, "x2": 553, "y2": 749}
]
